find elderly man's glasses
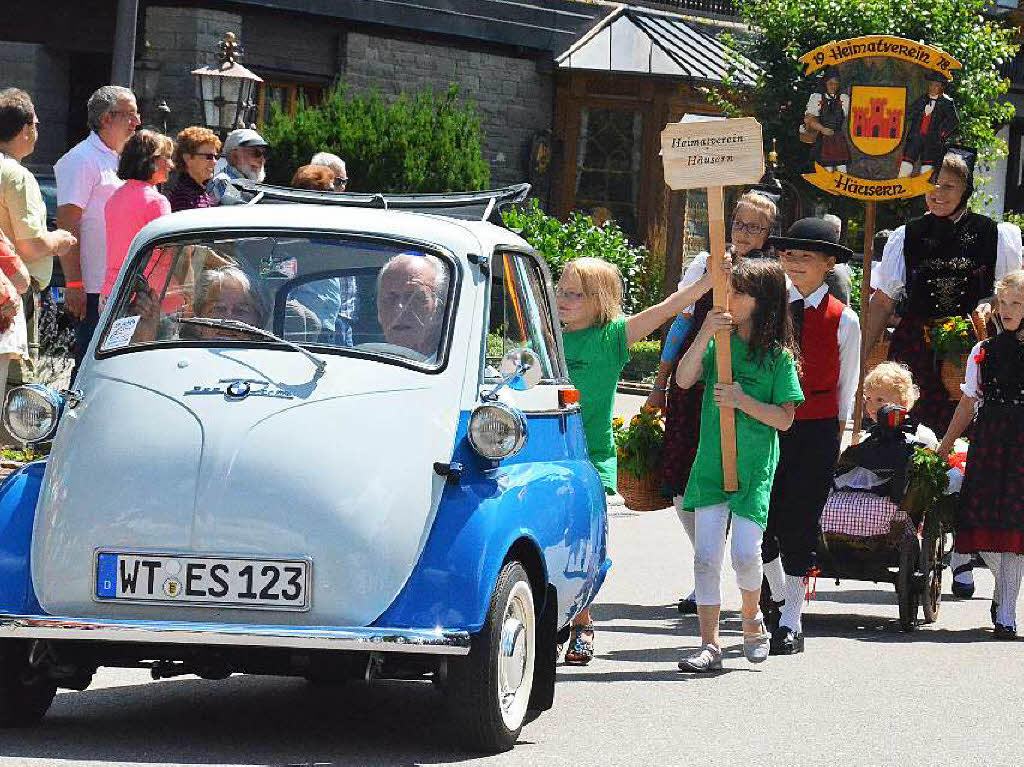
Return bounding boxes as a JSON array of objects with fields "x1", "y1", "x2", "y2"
[
  {"x1": 112, "y1": 110, "x2": 141, "y2": 122},
  {"x1": 333, "y1": 177, "x2": 348, "y2": 190}
]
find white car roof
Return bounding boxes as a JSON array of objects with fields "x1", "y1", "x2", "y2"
[{"x1": 133, "y1": 204, "x2": 534, "y2": 264}]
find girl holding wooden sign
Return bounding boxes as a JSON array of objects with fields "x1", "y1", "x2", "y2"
[{"x1": 675, "y1": 258, "x2": 803, "y2": 672}]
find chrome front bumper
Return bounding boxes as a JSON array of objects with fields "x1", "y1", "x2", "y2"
[{"x1": 0, "y1": 615, "x2": 471, "y2": 655}]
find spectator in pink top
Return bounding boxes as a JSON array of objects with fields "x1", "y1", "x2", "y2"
[{"x1": 102, "y1": 129, "x2": 174, "y2": 298}]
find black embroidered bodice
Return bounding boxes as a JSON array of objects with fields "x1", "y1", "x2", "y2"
[
  {"x1": 819, "y1": 94, "x2": 845, "y2": 131},
  {"x1": 980, "y1": 332, "x2": 1024, "y2": 407},
  {"x1": 903, "y1": 212, "x2": 998, "y2": 319}
]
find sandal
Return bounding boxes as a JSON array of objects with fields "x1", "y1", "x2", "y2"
[
  {"x1": 563, "y1": 623, "x2": 595, "y2": 666},
  {"x1": 742, "y1": 615, "x2": 770, "y2": 664}
]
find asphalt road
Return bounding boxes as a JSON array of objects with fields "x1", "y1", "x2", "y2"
[{"x1": 2, "y1": 394, "x2": 1022, "y2": 766}]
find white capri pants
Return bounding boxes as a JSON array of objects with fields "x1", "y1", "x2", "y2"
[{"x1": 692, "y1": 502, "x2": 764, "y2": 606}]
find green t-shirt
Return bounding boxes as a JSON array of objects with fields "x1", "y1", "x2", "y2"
[
  {"x1": 682, "y1": 335, "x2": 804, "y2": 528},
  {"x1": 562, "y1": 316, "x2": 629, "y2": 493}
]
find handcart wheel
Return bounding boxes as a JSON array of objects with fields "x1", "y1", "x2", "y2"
[
  {"x1": 896, "y1": 534, "x2": 920, "y2": 632},
  {"x1": 920, "y1": 528, "x2": 944, "y2": 624}
]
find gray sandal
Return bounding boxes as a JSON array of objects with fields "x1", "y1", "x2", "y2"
[{"x1": 743, "y1": 615, "x2": 770, "y2": 664}]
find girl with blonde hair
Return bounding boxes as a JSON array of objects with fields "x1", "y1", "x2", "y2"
[{"x1": 556, "y1": 254, "x2": 719, "y2": 664}]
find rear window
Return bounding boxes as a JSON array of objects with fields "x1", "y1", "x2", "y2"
[{"x1": 99, "y1": 234, "x2": 456, "y2": 368}]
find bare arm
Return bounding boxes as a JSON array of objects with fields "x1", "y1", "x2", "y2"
[
  {"x1": 56, "y1": 204, "x2": 85, "y2": 318},
  {"x1": 4, "y1": 254, "x2": 30, "y2": 294},
  {"x1": 674, "y1": 308, "x2": 729, "y2": 390},
  {"x1": 13, "y1": 230, "x2": 76, "y2": 267},
  {"x1": 715, "y1": 383, "x2": 797, "y2": 431},
  {"x1": 936, "y1": 395, "x2": 976, "y2": 459},
  {"x1": 626, "y1": 271, "x2": 712, "y2": 346},
  {"x1": 862, "y1": 289, "x2": 895, "y2": 358},
  {"x1": 644, "y1": 360, "x2": 675, "y2": 410}
]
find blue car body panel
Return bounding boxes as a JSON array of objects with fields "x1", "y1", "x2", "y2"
[
  {"x1": 0, "y1": 461, "x2": 45, "y2": 614},
  {"x1": 373, "y1": 408, "x2": 608, "y2": 634}
]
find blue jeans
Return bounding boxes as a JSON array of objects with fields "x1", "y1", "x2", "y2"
[{"x1": 71, "y1": 293, "x2": 100, "y2": 385}]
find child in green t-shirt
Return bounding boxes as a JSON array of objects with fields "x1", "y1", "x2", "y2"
[
  {"x1": 557, "y1": 255, "x2": 719, "y2": 666},
  {"x1": 675, "y1": 258, "x2": 804, "y2": 672}
]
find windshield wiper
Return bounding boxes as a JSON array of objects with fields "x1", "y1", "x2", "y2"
[{"x1": 177, "y1": 317, "x2": 327, "y2": 375}]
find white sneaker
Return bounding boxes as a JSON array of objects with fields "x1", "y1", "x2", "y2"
[{"x1": 677, "y1": 643, "x2": 723, "y2": 672}]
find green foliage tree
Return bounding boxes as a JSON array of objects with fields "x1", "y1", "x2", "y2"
[
  {"x1": 260, "y1": 83, "x2": 490, "y2": 192},
  {"x1": 714, "y1": 0, "x2": 1017, "y2": 220},
  {"x1": 503, "y1": 199, "x2": 662, "y2": 315}
]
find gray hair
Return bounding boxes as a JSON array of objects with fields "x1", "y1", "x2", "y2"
[
  {"x1": 310, "y1": 151, "x2": 346, "y2": 175},
  {"x1": 378, "y1": 252, "x2": 448, "y2": 299},
  {"x1": 87, "y1": 85, "x2": 135, "y2": 132},
  {"x1": 194, "y1": 265, "x2": 267, "y2": 323},
  {"x1": 822, "y1": 214, "x2": 842, "y2": 240}
]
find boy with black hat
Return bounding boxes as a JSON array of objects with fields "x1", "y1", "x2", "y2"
[{"x1": 761, "y1": 218, "x2": 861, "y2": 654}]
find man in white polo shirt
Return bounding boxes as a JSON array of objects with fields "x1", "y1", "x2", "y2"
[{"x1": 55, "y1": 85, "x2": 140, "y2": 381}]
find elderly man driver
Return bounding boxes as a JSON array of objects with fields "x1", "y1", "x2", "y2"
[{"x1": 376, "y1": 252, "x2": 448, "y2": 360}]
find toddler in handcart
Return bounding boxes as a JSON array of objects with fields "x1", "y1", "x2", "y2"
[{"x1": 821, "y1": 363, "x2": 942, "y2": 542}]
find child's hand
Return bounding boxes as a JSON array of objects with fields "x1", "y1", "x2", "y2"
[
  {"x1": 713, "y1": 382, "x2": 745, "y2": 409},
  {"x1": 700, "y1": 308, "x2": 732, "y2": 338}
]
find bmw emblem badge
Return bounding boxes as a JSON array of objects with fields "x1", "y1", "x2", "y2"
[{"x1": 226, "y1": 380, "x2": 251, "y2": 399}]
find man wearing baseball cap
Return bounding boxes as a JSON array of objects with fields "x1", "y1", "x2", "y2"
[{"x1": 208, "y1": 128, "x2": 269, "y2": 205}]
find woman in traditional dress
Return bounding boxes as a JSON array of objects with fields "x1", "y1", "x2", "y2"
[{"x1": 805, "y1": 68, "x2": 850, "y2": 173}]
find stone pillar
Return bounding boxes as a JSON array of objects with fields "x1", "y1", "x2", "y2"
[
  {"x1": 111, "y1": 0, "x2": 139, "y2": 87},
  {"x1": 140, "y1": 6, "x2": 242, "y2": 136}
]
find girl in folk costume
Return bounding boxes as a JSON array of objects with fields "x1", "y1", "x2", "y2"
[
  {"x1": 646, "y1": 191, "x2": 777, "y2": 615},
  {"x1": 865, "y1": 151, "x2": 1022, "y2": 435},
  {"x1": 675, "y1": 259, "x2": 804, "y2": 672},
  {"x1": 804, "y1": 68, "x2": 851, "y2": 173},
  {"x1": 937, "y1": 270, "x2": 1024, "y2": 639},
  {"x1": 760, "y1": 218, "x2": 861, "y2": 656},
  {"x1": 556, "y1": 257, "x2": 719, "y2": 665}
]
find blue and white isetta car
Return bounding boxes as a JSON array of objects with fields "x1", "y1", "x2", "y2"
[{"x1": 0, "y1": 183, "x2": 608, "y2": 752}]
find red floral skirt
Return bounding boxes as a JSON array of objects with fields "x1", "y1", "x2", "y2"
[
  {"x1": 955, "y1": 404, "x2": 1024, "y2": 554},
  {"x1": 888, "y1": 316, "x2": 956, "y2": 435},
  {"x1": 660, "y1": 381, "x2": 703, "y2": 499}
]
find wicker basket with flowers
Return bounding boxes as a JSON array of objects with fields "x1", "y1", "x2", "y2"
[
  {"x1": 613, "y1": 407, "x2": 669, "y2": 511},
  {"x1": 928, "y1": 316, "x2": 976, "y2": 400}
]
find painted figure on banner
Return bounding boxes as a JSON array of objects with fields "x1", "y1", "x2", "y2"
[
  {"x1": 899, "y1": 71, "x2": 959, "y2": 178},
  {"x1": 803, "y1": 68, "x2": 850, "y2": 173}
]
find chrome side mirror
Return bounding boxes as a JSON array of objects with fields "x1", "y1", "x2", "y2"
[{"x1": 484, "y1": 348, "x2": 542, "y2": 400}]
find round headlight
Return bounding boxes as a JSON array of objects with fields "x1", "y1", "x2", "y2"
[
  {"x1": 468, "y1": 403, "x2": 527, "y2": 461},
  {"x1": 4, "y1": 385, "x2": 62, "y2": 443}
]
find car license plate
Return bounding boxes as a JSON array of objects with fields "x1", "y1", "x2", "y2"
[{"x1": 95, "y1": 552, "x2": 310, "y2": 610}]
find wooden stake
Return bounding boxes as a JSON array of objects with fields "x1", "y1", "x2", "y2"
[
  {"x1": 851, "y1": 201, "x2": 876, "y2": 445},
  {"x1": 708, "y1": 186, "x2": 738, "y2": 491}
]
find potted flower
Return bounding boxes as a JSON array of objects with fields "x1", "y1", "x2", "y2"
[
  {"x1": 613, "y1": 407, "x2": 668, "y2": 511},
  {"x1": 928, "y1": 315, "x2": 976, "y2": 399}
]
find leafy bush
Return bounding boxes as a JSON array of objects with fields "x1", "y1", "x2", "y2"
[
  {"x1": 503, "y1": 199, "x2": 662, "y2": 314},
  {"x1": 848, "y1": 263, "x2": 862, "y2": 314},
  {"x1": 261, "y1": 83, "x2": 490, "y2": 192},
  {"x1": 622, "y1": 341, "x2": 661, "y2": 383}
]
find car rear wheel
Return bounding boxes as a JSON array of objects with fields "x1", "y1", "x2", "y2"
[
  {"x1": 447, "y1": 561, "x2": 535, "y2": 753},
  {"x1": 0, "y1": 640, "x2": 57, "y2": 727}
]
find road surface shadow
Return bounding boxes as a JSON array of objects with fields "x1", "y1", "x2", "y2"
[
  {"x1": 805, "y1": 611, "x2": 993, "y2": 643},
  {"x1": 0, "y1": 675, "x2": 520, "y2": 765},
  {"x1": 809, "y1": 587, "x2": 897, "y2": 606}
]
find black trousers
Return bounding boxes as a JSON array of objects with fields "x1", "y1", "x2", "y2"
[{"x1": 762, "y1": 417, "x2": 841, "y2": 577}]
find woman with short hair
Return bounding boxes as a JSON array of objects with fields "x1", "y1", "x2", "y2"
[
  {"x1": 101, "y1": 129, "x2": 174, "y2": 298},
  {"x1": 166, "y1": 126, "x2": 221, "y2": 212}
]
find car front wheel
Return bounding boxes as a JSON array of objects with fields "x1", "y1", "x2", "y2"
[
  {"x1": 0, "y1": 640, "x2": 57, "y2": 727},
  {"x1": 447, "y1": 561, "x2": 536, "y2": 753}
]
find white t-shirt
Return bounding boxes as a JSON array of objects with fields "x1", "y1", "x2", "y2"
[
  {"x1": 871, "y1": 220, "x2": 1023, "y2": 301},
  {"x1": 54, "y1": 132, "x2": 123, "y2": 294}
]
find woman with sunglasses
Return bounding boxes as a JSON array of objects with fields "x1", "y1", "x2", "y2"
[{"x1": 166, "y1": 126, "x2": 221, "y2": 212}]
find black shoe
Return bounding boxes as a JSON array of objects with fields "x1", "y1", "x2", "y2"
[
  {"x1": 764, "y1": 599, "x2": 784, "y2": 634},
  {"x1": 994, "y1": 624, "x2": 1018, "y2": 641},
  {"x1": 769, "y1": 626, "x2": 804, "y2": 655},
  {"x1": 992, "y1": 600, "x2": 999, "y2": 628},
  {"x1": 951, "y1": 563, "x2": 975, "y2": 599},
  {"x1": 677, "y1": 596, "x2": 697, "y2": 615}
]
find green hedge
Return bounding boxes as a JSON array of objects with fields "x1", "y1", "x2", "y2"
[
  {"x1": 261, "y1": 83, "x2": 490, "y2": 192},
  {"x1": 622, "y1": 340, "x2": 661, "y2": 383}
]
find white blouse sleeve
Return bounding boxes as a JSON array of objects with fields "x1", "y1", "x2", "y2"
[
  {"x1": 996, "y1": 222, "x2": 1023, "y2": 281},
  {"x1": 960, "y1": 341, "x2": 985, "y2": 399},
  {"x1": 836, "y1": 306, "x2": 861, "y2": 423},
  {"x1": 870, "y1": 225, "x2": 906, "y2": 300},
  {"x1": 677, "y1": 252, "x2": 709, "y2": 315},
  {"x1": 840, "y1": 93, "x2": 850, "y2": 113},
  {"x1": 805, "y1": 93, "x2": 822, "y2": 116}
]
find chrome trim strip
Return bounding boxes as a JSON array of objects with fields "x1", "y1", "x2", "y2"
[{"x1": 0, "y1": 615, "x2": 471, "y2": 655}]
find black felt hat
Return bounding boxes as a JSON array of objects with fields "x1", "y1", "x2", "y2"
[
  {"x1": 768, "y1": 217, "x2": 854, "y2": 263},
  {"x1": 924, "y1": 70, "x2": 949, "y2": 84}
]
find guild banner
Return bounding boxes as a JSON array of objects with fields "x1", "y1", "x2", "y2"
[{"x1": 796, "y1": 36, "x2": 962, "y2": 201}]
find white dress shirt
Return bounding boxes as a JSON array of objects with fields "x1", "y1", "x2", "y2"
[
  {"x1": 871, "y1": 220, "x2": 1022, "y2": 302},
  {"x1": 54, "y1": 132, "x2": 123, "y2": 294},
  {"x1": 789, "y1": 282, "x2": 861, "y2": 423}
]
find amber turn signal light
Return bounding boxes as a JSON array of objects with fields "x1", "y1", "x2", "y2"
[{"x1": 558, "y1": 388, "x2": 580, "y2": 407}]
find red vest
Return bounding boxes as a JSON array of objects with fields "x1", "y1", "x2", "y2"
[{"x1": 795, "y1": 294, "x2": 844, "y2": 421}]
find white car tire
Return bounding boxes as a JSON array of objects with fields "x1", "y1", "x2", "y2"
[
  {"x1": 0, "y1": 640, "x2": 57, "y2": 727},
  {"x1": 447, "y1": 561, "x2": 536, "y2": 753}
]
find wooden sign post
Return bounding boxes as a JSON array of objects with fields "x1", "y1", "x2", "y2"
[{"x1": 661, "y1": 117, "x2": 765, "y2": 491}]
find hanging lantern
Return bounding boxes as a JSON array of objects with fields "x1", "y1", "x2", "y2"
[{"x1": 191, "y1": 32, "x2": 263, "y2": 134}]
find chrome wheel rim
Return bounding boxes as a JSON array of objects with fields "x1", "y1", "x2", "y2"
[{"x1": 496, "y1": 579, "x2": 534, "y2": 730}]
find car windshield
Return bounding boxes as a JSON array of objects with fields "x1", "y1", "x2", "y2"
[{"x1": 99, "y1": 234, "x2": 455, "y2": 368}]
